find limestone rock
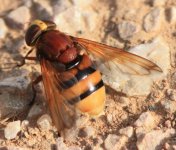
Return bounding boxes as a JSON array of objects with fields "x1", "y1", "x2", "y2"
[
  {"x1": 134, "y1": 112, "x2": 159, "y2": 129},
  {"x1": 136, "y1": 128, "x2": 176, "y2": 150},
  {"x1": 0, "y1": 19, "x2": 8, "y2": 39},
  {"x1": 143, "y1": 8, "x2": 164, "y2": 32},
  {"x1": 6, "y1": 6, "x2": 31, "y2": 29},
  {"x1": 4, "y1": 121, "x2": 21, "y2": 140},
  {"x1": 117, "y1": 21, "x2": 140, "y2": 40},
  {"x1": 104, "y1": 134, "x2": 127, "y2": 150},
  {"x1": 102, "y1": 37, "x2": 170, "y2": 96},
  {"x1": 0, "y1": 71, "x2": 33, "y2": 119}
]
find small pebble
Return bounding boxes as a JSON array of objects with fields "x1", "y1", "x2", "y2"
[
  {"x1": 143, "y1": 8, "x2": 163, "y2": 32},
  {"x1": 0, "y1": 19, "x2": 8, "y2": 39},
  {"x1": 56, "y1": 137, "x2": 68, "y2": 150},
  {"x1": 136, "y1": 128, "x2": 176, "y2": 150},
  {"x1": 160, "y1": 100, "x2": 176, "y2": 114},
  {"x1": 21, "y1": 120, "x2": 29, "y2": 129},
  {"x1": 166, "y1": 89, "x2": 176, "y2": 101},
  {"x1": 151, "y1": 0, "x2": 166, "y2": 7},
  {"x1": 117, "y1": 21, "x2": 140, "y2": 40},
  {"x1": 166, "y1": 6, "x2": 176, "y2": 24},
  {"x1": 78, "y1": 126, "x2": 95, "y2": 138},
  {"x1": 6, "y1": 6, "x2": 31, "y2": 28},
  {"x1": 37, "y1": 114, "x2": 52, "y2": 130},
  {"x1": 172, "y1": 145, "x2": 176, "y2": 149},
  {"x1": 4, "y1": 121, "x2": 21, "y2": 140},
  {"x1": 68, "y1": 146, "x2": 82, "y2": 150},
  {"x1": 134, "y1": 111, "x2": 158, "y2": 129},
  {"x1": 119, "y1": 126, "x2": 134, "y2": 138},
  {"x1": 118, "y1": 97, "x2": 129, "y2": 107},
  {"x1": 164, "y1": 142, "x2": 170, "y2": 149},
  {"x1": 104, "y1": 134, "x2": 127, "y2": 150},
  {"x1": 62, "y1": 127, "x2": 79, "y2": 142},
  {"x1": 164, "y1": 120, "x2": 172, "y2": 128},
  {"x1": 93, "y1": 137, "x2": 103, "y2": 146},
  {"x1": 106, "y1": 114, "x2": 113, "y2": 123}
]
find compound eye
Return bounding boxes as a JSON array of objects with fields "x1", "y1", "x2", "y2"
[
  {"x1": 25, "y1": 24, "x2": 42, "y2": 46},
  {"x1": 25, "y1": 20, "x2": 56, "y2": 46}
]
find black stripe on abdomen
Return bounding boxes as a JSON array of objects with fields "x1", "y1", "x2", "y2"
[
  {"x1": 60, "y1": 67, "x2": 96, "y2": 89},
  {"x1": 68, "y1": 80, "x2": 104, "y2": 105}
]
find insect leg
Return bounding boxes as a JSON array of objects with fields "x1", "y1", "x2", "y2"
[
  {"x1": 17, "y1": 48, "x2": 37, "y2": 67},
  {"x1": 30, "y1": 75, "x2": 42, "y2": 106}
]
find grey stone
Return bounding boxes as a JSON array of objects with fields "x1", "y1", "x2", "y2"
[
  {"x1": 4, "y1": 121, "x2": 21, "y2": 140},
  {"x1": 0, "y1": 71, "x2": 33, "y2": 119},
  {"x1": 117, "y1": 21, "x2": 140, "y2": 40},
  {"x1": 27, "y1": 102, "x2": 43, "y2": 118},
  {"x1": 143, "y1": 8, "x2": 163, "y2": 32}
]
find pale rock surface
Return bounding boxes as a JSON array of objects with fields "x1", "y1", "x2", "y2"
[
  {"x1": 151, "y1": 0, "x2": 167, "y2": 7},
  {"x1": 117, "y1": 21, "x2": 140, "y2": 40},
  {"x1": 53, "y1": 0, "x2": 107, "y2": 40},
  {"x1": 136, "y1": 128, "x2": 176, "y2": 150},
  {"x1": 0, "y1": 19, "x2": 8, "y2": 39},
  {"x1": 102, "y1": 37, "x2": 170, "y2": 96},
  {"x1": 0, "y1": 0, "x2": 21, "y2": 15},
  {"x1": 167, "y1": 6, "x2": 176, "y2": 24},
  {"x1": 143, "y1": 8, "x2": 164, "y2": 32},
  {"x1": 6, "y1": 6, "x2": 31, "y2": 28},
  {"x1": 4, "y1": 121, "x2": 21, "y2": 140},
  {"x1": 78, "y1": 126, "x2": 95, "y2": 137},
  {"x1": 166, "y1": 89, "x2": 176, "y2": 101},
  {"x1": 37, "y1": 114, "x2": 52, "y2": 130},
  {"x1": 62, "y1": 127, "x2": 79, "y2": 142},
  {"x1": 33, "y1": 0, "x2": 53, "y2": 16},
  {"x1": 119, "y1": 126, "x2": 134, "y2": 138},
  {"x1": 0, "y1": 71, "x2": 33, "y2": 119},
  {"x1": 104, "y1": 134, "x2": 127, "y2": 150},
  {"x1": 56, "y1": 137, "x2": 68, "y2": 150},
  {"x1": 56, "y1": 137, "x2": 82, "y2": 150},
  {"x1": 134, "y1": 111, "x2": 159, "y2": 129},
  {"x1": 160, "y1": 99, "x2": 176, "y2": 113}
]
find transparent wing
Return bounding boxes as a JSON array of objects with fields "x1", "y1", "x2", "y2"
[{"x1": 72, "y1": 37, "x2": 162, "y2": 75}]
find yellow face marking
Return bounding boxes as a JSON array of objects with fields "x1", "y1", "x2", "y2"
[{"x1": 31, "y1": 20, "x2": 48, "y2": 31}]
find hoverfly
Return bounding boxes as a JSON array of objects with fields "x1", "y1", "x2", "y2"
[{"x1": 24, "y1": 20, "x2": 162, "y2": 132}]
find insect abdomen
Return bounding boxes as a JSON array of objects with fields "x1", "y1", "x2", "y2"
[{"x1": 61, "y1": 54, "x2": 106, "y2": 116}]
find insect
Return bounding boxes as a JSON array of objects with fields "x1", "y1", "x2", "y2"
[{"x1": 24, "y1": 20, "x2": 162, "y2": 132}]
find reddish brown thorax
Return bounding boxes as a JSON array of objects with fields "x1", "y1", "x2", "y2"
[{"x1": 36, "y1": 30, "x2": 78, "y2": 64}]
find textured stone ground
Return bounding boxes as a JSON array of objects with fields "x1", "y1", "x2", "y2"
[{"x1": 0, "y1": 0, "x2": 176, "y2": 149}]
